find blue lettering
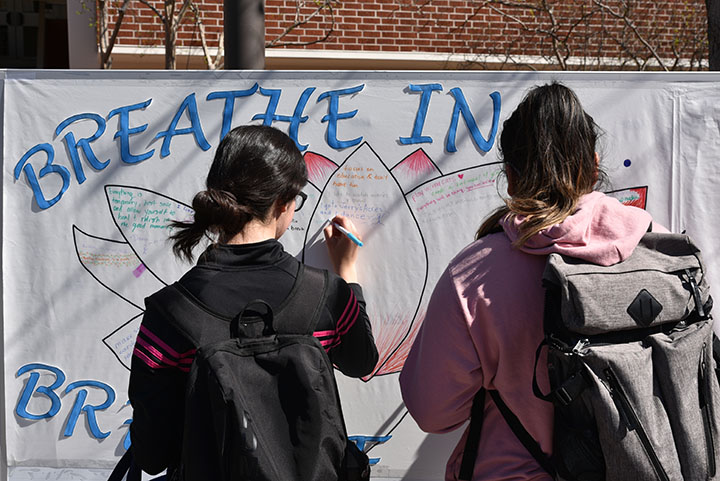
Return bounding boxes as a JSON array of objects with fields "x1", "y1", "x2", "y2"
[
  {"x1": 399, "y1": 83, "x2": 443, "y2": 145},
  {"x1": 253, "y1": 87, "x2": 316, "y2": 152},
  {"x1": 14, "y1": 144, "x2": 71, "y2": 209},
  {"x1": 317, "y1": 84, "x2": 365, "y2": 150},
  {"x1": 252, "y1": 87, "x2": 282, "y2": 126},
  {"x1": 15, "y1": 363, "x2": 66, "y2": 420},
  {"x1": 123, "y1": 418, "x2": 132, "y2": 450},
  {"x1": 207, "y1": 83, "x2": 259, "y2": 141},
  {"x1": 63, "y1": 380, "x2": 116, "y2": 439},
  {"x1": 55, "y1": 113, "x2": 109, "y2": 184},
  {"x1": 108, "y1": 99, "x2": 155, "y2": 164},
  {"x1": 155, "y1": 93, "x2": 211, "y2": 158},
  {"x1": 349, "y1": 435, "x2": 391, "y2": 466},
  {"x1": 121, "y1": 400, "x2": 133, "y2": 450},
  {"x1": 446, "y1": 89, "x2": 501, "y2": 153}
]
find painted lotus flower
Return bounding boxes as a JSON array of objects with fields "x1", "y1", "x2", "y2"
[
  {"x1": 73, "y1": 146, "x2": 649, "y2": 454},
  {"x1": 73, "y1": 151, "x2": 648, "y2": 381}
]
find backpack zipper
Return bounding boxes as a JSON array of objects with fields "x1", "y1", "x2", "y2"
[
  {"x1": 685, "y1": 269, "x2": 707, "y2": 319},
  {"x1": 604, "y1": 367, "x2": 670, "y2": 481},
  {"x1": 700, "y1": 342, "x2": 717, "y2": 477}
]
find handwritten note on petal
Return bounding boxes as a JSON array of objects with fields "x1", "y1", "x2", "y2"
[
  {"x1": 306, "y1": 143, "x2": 427, "y2": 356},
  {"x1": 102, "y1": 314, "x2": 142, "y2": 371},
  {"x1": 104, "y1": 185, "x2": 196, "y2": 285},
  {"x1": 73, "y1": 226, "x2": 164, "y2": 310}
]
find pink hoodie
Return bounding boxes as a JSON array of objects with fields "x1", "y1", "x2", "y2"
[{"x1": 399, "y1": 192, "x2": 657, "y2": 481}]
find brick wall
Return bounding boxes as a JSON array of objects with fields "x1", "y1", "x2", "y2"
[
  {"x1": 107, "y1": 0, "x2": 708, "y2": 69},
  {"x1": 108, "y1": 0, "x2": 222, "y2": 48}
]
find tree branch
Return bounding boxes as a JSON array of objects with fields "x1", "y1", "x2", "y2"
[
  {"x1": 190, "y1": 2, "x2": 224, "y2": 69},
  {"x1": 173, "y1": 0, "x2": 193, "y2": 32},
  {"x1": 592, "y1": 0, "x2": 669, "y2": 71},
  {"x1": 102, "y1": 0, "x2": 131, "y2": 67}
]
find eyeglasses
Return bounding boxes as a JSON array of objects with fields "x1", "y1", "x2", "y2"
[{"x1": 294, "y1": 191, "x2": 307, "y2": 212}]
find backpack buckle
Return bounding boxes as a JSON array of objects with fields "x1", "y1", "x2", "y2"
[
  {"x1": 552, "y1": 372, "x2": 587, "y2": 407},
  {"x1": 555, "y1": 387, "x2": 573, "y2": 406},
  {"x1": 231, "y1": 299, "x2": 276, "y2": 338}
]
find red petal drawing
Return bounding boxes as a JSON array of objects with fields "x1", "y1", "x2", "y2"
[
  {"x1": 392, "y1": 148, "x2": 442, "y2": 193},
  {"x1": 606, "y1": 186, "x2": 648, "y2": 209},
  {"x1": 363, "y1": 311, "x2": 425, "y2": 381},
  {"x1": 304, "y1": 151, "x2": 339, "y2": 189}
]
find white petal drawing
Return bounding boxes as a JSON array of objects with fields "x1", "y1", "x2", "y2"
[
  {"x1": 103, "y1": 314, "x2": 143, "y2": 370},
  {"x1": 73, "y1": 225, "x2": 164, "y2": 311},
  {"x1": 104, "y1": 185, "x2": 195, "y2": 286}
]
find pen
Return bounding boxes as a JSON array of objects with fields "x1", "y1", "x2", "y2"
[{"x1": 331, "y1": 222, "x2": 364, "y2": 247}]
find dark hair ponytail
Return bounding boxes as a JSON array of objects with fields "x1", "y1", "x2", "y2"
[
  {"x1": 476, "y1": 82, "x2": 607, "y2": 244},
  {"x1": 170, "y1": 125, "x2": 307, "y2": 261}
]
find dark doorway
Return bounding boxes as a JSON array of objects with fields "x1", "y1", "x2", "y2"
[{"x1": 0, "y1": 0, "x2": 69, "y2": 68}]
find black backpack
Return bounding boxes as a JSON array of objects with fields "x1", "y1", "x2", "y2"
[
  {"x1": 112, "y1": 264, "x2": 369, "y2": 481},
  {"x1": 460, "y1": 232, "x2": 718, "y2": 481}
]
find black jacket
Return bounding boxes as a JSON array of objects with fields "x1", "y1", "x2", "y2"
[{"x1": 128, "y1": 240, "x2": 378, "y2": 475}]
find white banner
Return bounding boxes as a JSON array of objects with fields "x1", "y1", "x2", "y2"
[{"x1": 3, "y1": 70, "x2": 720, "y2": 480}]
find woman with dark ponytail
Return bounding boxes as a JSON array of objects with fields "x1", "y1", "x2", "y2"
[
  {"x1": 400, "y1": 83, "x2": 664, "y2": 480},
  {"x1": 128, "y1": 125, "x2": 378, "y2": 478}
]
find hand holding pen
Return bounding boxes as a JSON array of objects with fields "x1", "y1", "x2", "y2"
[
  {"x1": 331, "y1": 222, "x2": 363, "y2": 247},
  {"x1": 323, "y1": 215, "x2": 362, "y2": 283}
]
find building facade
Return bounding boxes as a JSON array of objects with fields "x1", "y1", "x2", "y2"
[{"x1": 0, "y1": 0, "x2": 710, "y2": 70}]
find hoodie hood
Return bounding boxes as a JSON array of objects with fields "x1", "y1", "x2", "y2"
[{"x1": 501, "y1": 191, "x2": 653, "y2": 266}]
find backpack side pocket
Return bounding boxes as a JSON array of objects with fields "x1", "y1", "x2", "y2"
[
  {"x1": 581, "y1": 341, "x2": 683, "y2": 481},
  {"x1": 649, "y1": 320, "x2": 719, "y2": 480}
]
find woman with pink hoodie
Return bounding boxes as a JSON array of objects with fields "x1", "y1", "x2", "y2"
[{"x1": 399, "y1": 83, "x2": 659, "y2": 480}]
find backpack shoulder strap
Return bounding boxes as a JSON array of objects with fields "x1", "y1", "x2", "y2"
[
  {"x1": 489, "y1": 391, "x2": 556, "y2": 477},
  {"x1": 147, "y1": 265, "x2": 329, "y2": 342},
  {"x1": 458, "y1": 389, "x2": 486, "y2": 480},
  {"x1": 107, "y1": 450, "x2": 141, "y2": 481},
  {"x1": 273, "y1": 264, "x2": 329, "y2": 335},
  {"x1": 145, "y1": 283, "x2": 229, "y2": 345},
  {"x1": 458, "y1": 389, "x2": 555, "y2": 480}
]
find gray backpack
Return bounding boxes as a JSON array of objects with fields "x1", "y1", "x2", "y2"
[{"x1": 460, "y1": 232, "x2": 717, "y2": 481}]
